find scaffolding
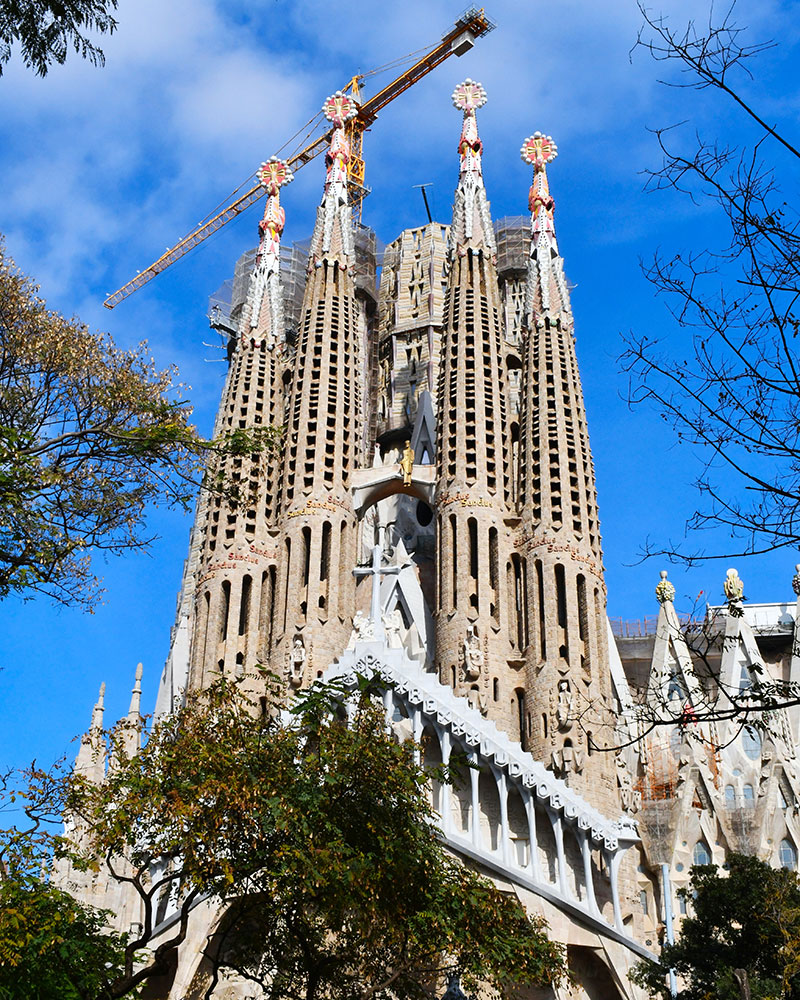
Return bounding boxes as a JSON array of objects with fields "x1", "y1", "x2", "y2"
[{"x1": 494, "y1": 216, "x2": 529, "y2": 275}]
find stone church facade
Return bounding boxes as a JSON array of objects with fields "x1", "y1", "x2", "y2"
[{"x1": 58, "y1": 81, "x2": 800, "y2": 999}]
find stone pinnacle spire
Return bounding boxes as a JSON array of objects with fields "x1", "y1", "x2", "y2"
[
  {"x1": 119, "y1": 663, "x2": 144, "y2": 759},
  {"x1": 75, "y1": 682, "x2": 106, "y2": 782},
  {"x1": 520, "y1": 132, "x2": 569, "y2": 318},
  {"x1": 309, "y1": 92, "x2": 357, "y2": 266},
  {"x1": 127, "y1": 662, "x2": 143, "y2": 721},
  {"x1": 450, "y1": 79, "x2": 495, "y2": 255},
  {"x1": 243, "y1": 156, "x2": 294, "y2": 345}
]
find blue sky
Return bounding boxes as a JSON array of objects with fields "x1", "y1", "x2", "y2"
[{"x1": 2, "y1": 0, "x2": 799, "y2": 773}]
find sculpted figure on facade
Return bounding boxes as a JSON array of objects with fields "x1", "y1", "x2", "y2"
[
  {"x1": 556, "y1": 678, "x2": 573, "y2": 731},
  {"x1": 400, "y1": 440, "x2": 415, "y2": 486},
  {"x1": 288, "y1": 636, "x2": 306, "y2": 688},
  {"x1": 463, "y1": 625, "x2": 484, "y2": 681},
  {"x1": 352, "y1": 610, "x2": 375, "y2": 643},
  {"x1": 382, "y1": 609, "x2": 403, "y2": 649}
]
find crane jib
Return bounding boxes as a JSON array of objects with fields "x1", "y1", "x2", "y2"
[{"x1": 102, "y1": 8, "x2": 495, "y2": 309}]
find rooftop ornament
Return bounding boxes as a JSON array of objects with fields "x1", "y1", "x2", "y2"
[
  {"x1": 655, "y1": 570, "x2": 676, "y2": 605},
  {"x1": 520, "y1": 131, "x2": 558, "y2": 169},
  {"x1": 451, "y1": 77, "x2": 487, "y2": 112},
  {"x1": 322, "y1": 90, "x2": 358, "y2": 127},
  {"x1": 257, "y1": 156, "x2": 294, "y2": 196}
]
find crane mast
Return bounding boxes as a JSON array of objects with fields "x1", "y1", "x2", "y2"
[{"x1": 103, "y1": 8, "x2": 494, "y2": 309}]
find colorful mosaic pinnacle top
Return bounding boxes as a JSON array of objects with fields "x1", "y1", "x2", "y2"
[
  {"x1": 451, "y1": 78, "x2": 487, "y2": 112},
  {"x1": 322, "y1": 91, "x2": 358, "y2": 128},
  {"x1": 520, "y1": 132, "x2": 558, "y2": 170},
  {"x1": 257, "y1": 156, "x2": 294, "y2": 197}
]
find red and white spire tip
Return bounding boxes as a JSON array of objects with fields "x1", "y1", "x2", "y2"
[
  {"x1": 257, "y1": 156, "x2": 294, "y2": 197},
  {"x1": 453, "y1": 79, "x2": 487, "y2": 178},
  {"x1": 451, "y1": 78, "x2": 487, "y2": 112},
  {"x1": 521, "y1": 132, "x2": 558, "y2": 227},
  {"x1": 322, "y1": 91, "x2": 358, "y2": 128},
  {"x1": 520, "y1": 132, "x2": 558, "y2": 170}
]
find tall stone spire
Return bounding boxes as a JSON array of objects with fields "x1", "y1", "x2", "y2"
[
  {"x1": 515, "y1": 133, "x2": 616, "y2": 811},
  {"x1": 272, "y1": 92, "x2": 362, "y2": 685},
  {"x1": 435, "y1": 81, "x2": 517, "y2": 734},
  {"x1": 187, "y1": 160, "x2": 293, "y2": 695}
]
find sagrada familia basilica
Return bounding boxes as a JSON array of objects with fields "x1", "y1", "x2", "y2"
[{"x1": 57, "y1": 76, "x2": 800, "y2": 998}]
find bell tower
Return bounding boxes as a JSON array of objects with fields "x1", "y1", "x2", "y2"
[
  {"x1": 515, "y1": 133, "x2": 617, "y2": 810},
  {"x1": 272, "y1": 92, "x2": 364, "y2": 685},
  {"x1": 434, "y1": 81, "x2": 518, "y2": 733},
  {"x1": 187, "y1": 157, "x2": 293, "y2": 695}
]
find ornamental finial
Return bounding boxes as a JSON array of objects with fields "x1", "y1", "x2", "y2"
[
  {"x1": 655, "y1": 569, "x2": 676, "y2": 605},
  {"x1": 723, "y1": 567, "x2": 745, "y2": 603},
  {"x1": 521, "y1": 132, "x2": 558, "y2": 169},
  {"x1": 322, "y1": 91, "x2": 357, "y2": 128},
  {"x1": 452, "y1": 78, "x2": 487, "y2": 111},
  {"x1": 257, "y1": 156, "x2": 294, "y2": 197}
]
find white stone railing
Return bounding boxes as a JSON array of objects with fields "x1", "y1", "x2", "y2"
[{"x1": 327, "y1": 641, "x2": 649, "y2": 956}]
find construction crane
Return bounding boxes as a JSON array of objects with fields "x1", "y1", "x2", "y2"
[{"x1": 104, "y1": 8, "x2": 495, "y2": 309}]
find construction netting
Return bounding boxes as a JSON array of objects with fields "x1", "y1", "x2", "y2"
[{"x1": 494, "y1": 216, "x2": 529, "y2": 275}]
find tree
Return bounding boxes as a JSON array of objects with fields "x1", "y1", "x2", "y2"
[
  {"x1": 631, "y1": 853, "x2": 800, "y2": 1000},
  {"x1": 0, "y1": 877, "x2": 130, "y2": 1000},
  {"x1": 0, "y1": 239, "x2": 276, "y2": 608},
  {"x1": 621, "y1": 3, "x2": 800, "y2": 563},
  {"x1": 0, "y1": 0, "x2": 117, "y2": 77},
  {"x1": 2, "y1": 676, "x2": 567, "y2": 1000}
]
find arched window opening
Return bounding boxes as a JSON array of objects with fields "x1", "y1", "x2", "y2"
[
  {"x1": 238, "y1": 575, "x2": 252, "y2": 636},
  {"x1": 220, "y1": 580, "x2": 231, "y2": 642},
  {"x1": 780, "y1": 838, "x2": 797, "y2": 870},
  {"x1": 742, "y1": 728, "x2": 762, "y2": 760},
  {"x1": 468, "y1": 517, "x2": 479, "y2": 612},
  {"x1": 692, "y1": 840, "x2": 711, "y2": 866}
]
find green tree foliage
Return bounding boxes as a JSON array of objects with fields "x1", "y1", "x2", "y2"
[
  {"x1": 0, "y1": 0, "x2": 118, "y2": 77},
  {"x1": 631, "y1": 853, "x2": 800, "y2": 999},
  {"x1": 20, "y1": 675, "x2": 566, "y2": 1000},
  {"x1": 0, "y1": 239, "x2": 277, "y2": 607},
  {"x1": 0, "y1": 876, "x2": 130, "y2": 1000}
]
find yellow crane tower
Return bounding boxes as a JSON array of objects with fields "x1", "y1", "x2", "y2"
[{"x1": 104, "y1": 8, "x2": 495, "y2": 310}]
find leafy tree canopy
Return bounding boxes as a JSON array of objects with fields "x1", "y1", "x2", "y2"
[
  {"x1": 0, "y1": 875, "x2": 131, "y2": 1000},
  {"x1": 631, "y1": 853, "x2": 800, "y2": 999},
  {"x1": 0, "y1": 239, "x2": 277, "y2": 608},
  {"x1": 0, "y1": 0, "x2": 117, "y2": 77},
  {"x1": 3, "y1": 675, "x2": 567, "y2": 1000}
]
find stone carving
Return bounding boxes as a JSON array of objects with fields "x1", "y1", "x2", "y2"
[
  {"x1": 616, "y1": 756, "x2": 641, "y2": 814},
  {"x1": 288, "y1": 636, "x2": 306, "y2": 688},
  {"x1": 463, "y1": 624, "x2": 484, "y2": 681},
  {"x1": 724, "y1": 567, "x2": 745, "y2": 603},
  {"x1": 551, "y1": 740, "x2": 584, "y2": 779},
  {"x1": 792, "y1": 564, "x2": 800, "y2": 597},
  {"x1": 556, "y1": 678, "x2": 573, "y2": 731},
  {"x1": 352, "y1": 610, "x2": 374, "y2": 643},
  {"x1": 382, "y1": 609, "x2": 403, "y2": 649},
  {"x1": 467, "y1": 684, "x2": 488, "y2": 716},
  {"x1": 655, "y1": 569, "x2": 676, "y2": 605}
]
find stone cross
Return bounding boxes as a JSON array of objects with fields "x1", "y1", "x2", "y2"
[{"x1": 352, "y1": 526, "x2": 402, "y2": 642}]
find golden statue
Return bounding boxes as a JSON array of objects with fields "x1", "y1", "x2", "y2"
[{"x1": 400, "y1": 440, "x2": 414, "y2": 486}]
